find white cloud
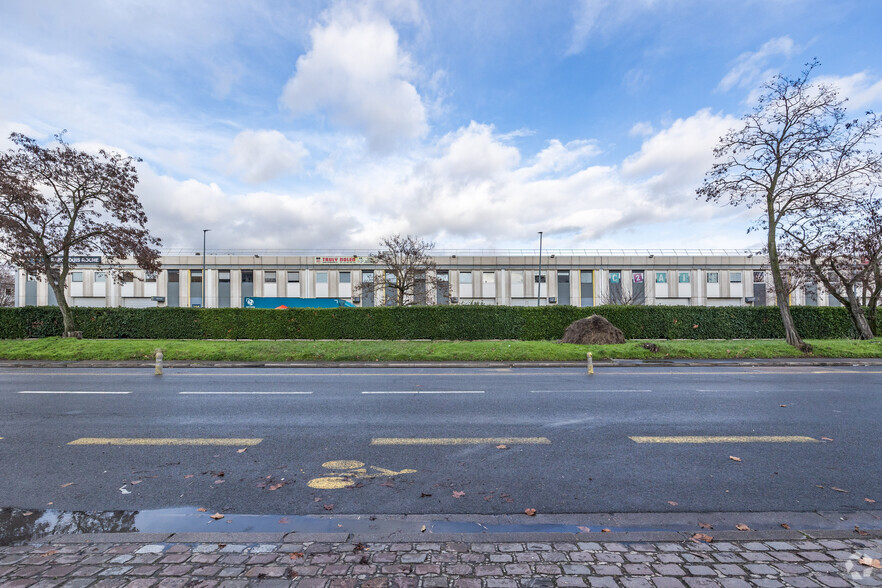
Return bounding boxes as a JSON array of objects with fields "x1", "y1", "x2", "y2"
[
  {"x1": 226, "y1": 130, "x2": 309, "y2": 184},
  {"x1": 629, "y1": 121, "x2": 655, "y2": 137},
  {"x1": 280, "y1": 6, "x2": 428, "y2": 151},
  {"x1": 816, "y1": 71, "x2": 882, "y2": 109},
  {"x1": 567, "y1": 0, "x2": 659, "y2": 56},
  {"x1": 717, "y1": 36, "x2": 795, "y2": 93}
]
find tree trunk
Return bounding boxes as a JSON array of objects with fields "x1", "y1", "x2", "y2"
[
  {"x1": 767, "y1": 222, "x2": 812, "y2": 352},
  {"x1": 50, "y1": 278, "x2": 77, "y2": 336},
  {"x1": 844, "y1": 284, "x2": 875, "y2": 339}
]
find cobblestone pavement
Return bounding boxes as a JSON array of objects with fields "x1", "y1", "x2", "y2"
[{"x1": 1, "y1": 535, "x2": 881, "y2": 588}]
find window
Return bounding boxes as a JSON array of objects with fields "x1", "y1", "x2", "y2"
[
  {"x1": 730, "y1": 272, "x2": 742, "y2": 283},
  {"x1": 753, "y1": 271, "x2": 765, "y2": 283},
  {"x1": 460, "y1": 272, "x2": 472, "y2": 284},
  {"x1": 609, "y1": 271, "x2": 621, "y2": 284},
  {"x1": 146, "y1": 271, "x2": 157, "y2": 282},
  {"x1": 316, "y1": 271, "x2": 328, "y2": 283},
  {"x1": 287, "y1": 271, "x2": 299, "y2": 283},
  {"x1": 339, "y1": 272, "x2": 351, "y2": 283},
  {"x1": 678, "y1": 272, "x2": 690, "y2": 284},
  {"x1": 95, "y1": 272, "x2": 106, "y2": 283},
  {"x1": 241, "y1": 270, "x2": 253, "y2": 283},
  {"x1": 218, "y1": 271, "x2": 230, "y2": 282},
  {"x1": 655, "y1": 272, "x2": 667, "y2": 284},
  {"x1": 706, "y1": 272, "x2": 719, "y2": 284},
  {"x1": 72, "y1": 272, "x2": 83, "y2": 282},
  {"x1": 265, "y1": 271, "x2": 276, "y2": 283}
]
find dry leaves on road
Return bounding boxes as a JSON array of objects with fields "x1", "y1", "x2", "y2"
[
  {"x1": 691, "y1": 533, "x2": 713, "y2": 543},
  {"x1": 821, "y1": 437, "x2": 833, "y2": 442},
  {"x1": 452, "y1": 490, "x2": 465, "y2": 498},
  {"x1": 859, "y1": 556, "x2": 882, "y2": 569},
  {"x1": 210, "y1": 513, "x2": 224, "y2": 520},
  {"x1": 237, "y1": 448, "x2": 247, "y2": 453},
  {"x1": 831, "y1": 487, "x2": 849, "y2": 493},
  {"x1": 855, "y1": 526, "x2": 869, "y2": 536},
  {"x1": 578, "y1": 526, "x2": 591, "y2": 533},
  {"x1": 781, "y1": 523, "x2": 790, "y2": 529},
  {"x1": 524, "y1": 508, "x2": 537, "y2": 516},
  {"x1": 735, "y1": 524, "x2": 750, "y2": 531},
  {"x1": 380, "y1": 481, "x2": 395, "y2": 488},
  {"x1": 59, "y1": 482, "x2": 74, "y2": 488},
  {"x1": 184, "y1": 475, "x2": 194, "y2": 479},
  {"x1": 289, "y1": 552, "x2": 304, "y2": 560},
  {"x1": 601, "y1": 528, "x2": 611, "y2": 533},
  {"x1": 196, "y1": 508, "x2": 207, "y2": 512},
  {"x1": 496, "y1": 444, "x2": 508, "y2": 450},
  {"x1": 698, "y1": 522, "x2": 713, "y2": 530},
  {"x1": 866, "y1": 498, "x2": 877, "y2": 503},
  {"x1": 323, "y1": 504, "x2": 334, "y2": 511},
  {"x1": 278, "y1": 518, "x2": 289, "y2": 524},
  {"x1": 729, "y1": 456, "x2": 742, "y2": 462},
  {"x1": 667, "y1": 501, "x2": 678, "y2": 506}
]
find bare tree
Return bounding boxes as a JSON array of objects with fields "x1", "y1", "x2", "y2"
[
  {"x1": 697, "y1": 60, "x2": 882, "y2": 351},
  {"x1": 780, "y1": 196, "x2": 882, "y2": 339},
  {"x1": 0, "y1": 261, "x2": 14, "y2": 307},
  {"x1": 356, "y1": 234, "x2": 441, "y2": 306},
  {"x1": 0, "y1": 132, "x2": 161, "y2": 335}
]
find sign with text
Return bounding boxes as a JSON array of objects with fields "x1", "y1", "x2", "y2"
[{"x1": 313, "y1": 256, "x2": 374, "y2": 264}]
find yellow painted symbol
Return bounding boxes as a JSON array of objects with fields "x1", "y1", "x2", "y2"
[{"x1": 307, "y1": 460, "x2": 417, "y2": 490}]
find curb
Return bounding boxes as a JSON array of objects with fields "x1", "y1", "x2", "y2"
[{"x1": 2, "y1": 358, "x2": 881, "y2": 369}]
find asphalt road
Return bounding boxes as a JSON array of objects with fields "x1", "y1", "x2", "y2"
[{"x1": 0, "y1": 366, "x2": 879, "y2": 518}]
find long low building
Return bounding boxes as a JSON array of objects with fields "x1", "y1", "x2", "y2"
[{"x1": 13, "y1": 249, "x2": 842, "y2": 309}]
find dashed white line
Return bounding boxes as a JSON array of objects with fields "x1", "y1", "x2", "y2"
[
  {"x1": 179, "y1": 391, "x2": 313, "y2": 395},
  {"x1": 361, "y1": 390, "x2": 485, "y2": 395},
  {"x1": 17, "y1": 390, "x2": 132, "y2": 395}
]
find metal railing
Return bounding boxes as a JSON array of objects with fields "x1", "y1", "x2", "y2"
[{"x1": 161, "y1": 247, "x2": 761, "y2": 257}]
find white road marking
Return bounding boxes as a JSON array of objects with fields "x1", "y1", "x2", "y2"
[
  {"x1": 17, "y1": 390, "x2": 131, "y2": 395},
  {"x1": 178, "y1": 391, "x2": 313, "y2": 395},
  {"x1": 531, "y1": 389, "x2": 651, "y2": 393},
  {"x1": 361, "y1": 390, "x2": 485, "y2": 395}
]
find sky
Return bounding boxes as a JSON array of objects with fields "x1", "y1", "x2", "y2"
[{"x1": 1, "y1": 0, "x2": 881, "y2": 253}]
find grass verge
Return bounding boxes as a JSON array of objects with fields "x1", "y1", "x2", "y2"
[{"x1": 0, "y1": 338, "x2": 880, "y2": 362}]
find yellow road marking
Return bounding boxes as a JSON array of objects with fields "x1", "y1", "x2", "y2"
[
  {"x1": 629, "y1": 435, "x2": 819, "y2": 444},
  {"x1": 308, "y1": 459, "x2": 418, "y2": 489},
  {"x1": 371, "y1": 437, "x2": 551, "y2": 445},
  {"x1": 68, "y1": 438, "x2": 263, "y2": 446}
]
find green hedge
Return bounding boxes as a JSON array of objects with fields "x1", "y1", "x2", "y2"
[{"x1": 0, "y1": 305, "x2": 858, "y2": 340}]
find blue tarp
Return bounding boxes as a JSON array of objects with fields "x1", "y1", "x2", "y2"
[{"x1": 243, "y1": 297, "x2": 356, "y2": 309}]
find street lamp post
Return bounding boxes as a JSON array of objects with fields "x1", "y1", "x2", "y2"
[
  {"x1": 202, "y1": 229, "x2": 210, "y2": 308},
  {"x1": 537, "y1": 231, "x2": 543, "y2": 307}
]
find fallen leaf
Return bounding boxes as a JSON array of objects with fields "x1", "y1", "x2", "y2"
[
  {"x1": 780, "y1": 404, "x2": 787, "y2": 407},
  {"x1": 502, "y1": 497, "x2": 514, "y2": 503},
  {"x1": 278, "y1": 518, "x2": 289, "y2": 524},
  {"x1": 496, "y1": 444, "x2": 508, "y2": 450},
  {"x1": 420, "y1": 525, "x2": 427, "y2": 532},
  {"x1": 46, "y1": 502, "x2": 52, "y2": 506},
  {"x1": 578, "y1": 526, "x2": 591, "y2": 533},
  {"x1": 22, "y1": 511, "x2": 33, "y2": 516},
  {"x1": 40, "y1": 550, "x2": 58, "y2": 557},
  {"x1": 781, "y1": 523, "x2": 790, "y2": 530},
  {"x1": 213, "y1": 480, "x2": 225, "y2": 485},
  {"x1": 855, "y1": 526, "x2": 869, "y2": 536},
  {"x1": 226, "y1": 520, "x2": 232, "y2": 524},
  {"x1": 815, "y1": 485, "x2": 825, "y2": 489},
  {"x1": 735, "y1": 524, "x2": 750, "y2": 531},
  {"x1": 831, "y1": 487, "x2": 849, "y2": 493},
  {"x1": 865, "y1": 498, "x2": 877, "y2": 503},
  {"x1": 524, "y1": 508, "x2": 537, "y2": 516},
  {"x1": 698, "y1": 522, "x2": 713, "y2": 530},
  {"x1": 729, "y1": 456, "x2": 742, "y2": 462},
  {"x1": 821, "y1": 437, "x2": 833, "y2": 442},
  {"x1": 691, "y1": 533, "x2": 713, "y2": 543},
  {"x1": 184, "y1": 475, "x2": 194, "y2": 479},
  {"x1": 313, "y1": 497, "x2": 322, "y2": 502},
  {"x1": 323, "y1": 504, "x2": 334, "y2": 511},
  {"x1": 452, "y1": 490, "x2": 465, "y2": 498},
  {"x1": 484, "y1": 495, "x2": 493, "y2": 501},
  {"x1": 667, "y1": 501, "x2": 678, "y2": 506},
  {"x1": 268, "y1": 483, "x2": 285, "y2": 491},
  {"x1": 237, "y1": 448, "x2": 247, "y2": 453},
  {"x1": 131, "y1": 480, "x2": 141, "y2": 485},
  {"x1": 218, "y1": 544, "x2": 226, "y2": 549},
  {"x1": 380, "y1": 481, "x2": 395, "y2": 488},
  {"x1": 210, "y1": 513, "x2": 224, "y2": 520},
  {"x1": 197, "y1": 507, "x2": 207, "y2": 512},
  {"x1": 420, "y1": 492, "x2": 432, "y2": 498},
  {"x1": 859, "y1": 556, "x2": 882, "y2": 569},
  {"x1": 59, "y1": 482, "x2": 74, "y2": 488},
  {"x1": 289, "y1": 552, "x2": 304, "y2": 560},
  {"x1": 601, "y1": 528, "x2": 611, "y2": 533}
]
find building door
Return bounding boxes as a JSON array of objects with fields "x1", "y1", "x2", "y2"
[
  {"x1": 580, "y1": 271, "x2": 593, "y2": 307},
  {"x1": 218, "y1": 270, "x2": 231, "y2": 308},
  {"x1": 632, "y1": 271, "x2": 645, "y2": 305},
  {"x1": 557, "y1": 271, "x2": 570, "y2": 305},
  {"x1": 362, "y1": 271, "x2": 374, "y2": 307},
  {"x1": 167, "y1": 270, "x2": 179, "y2": 307}
]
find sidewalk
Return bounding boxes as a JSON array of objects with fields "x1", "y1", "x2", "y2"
[{"x1": 2, "y1": 532, "x2": 881, "y2": 587}]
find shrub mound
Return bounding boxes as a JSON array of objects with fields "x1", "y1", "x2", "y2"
[{"x1": 560, "y1": 314, "x2": 626, "y2": 345}]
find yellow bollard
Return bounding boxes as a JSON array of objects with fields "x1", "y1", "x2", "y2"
[
  {"x1": 155, "y1": 350, "x2": 163, "y2": 376},
  {"x1": 587, "y1": 352, "x2": 594, "y2": 375}
]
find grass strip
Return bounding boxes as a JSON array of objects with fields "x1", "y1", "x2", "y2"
[{"x1": 0, "y1": 337, "x2": 879, "y2": 362}]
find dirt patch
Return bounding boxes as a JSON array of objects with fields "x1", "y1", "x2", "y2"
[{"x1": 560, "y1": 315, "x2": 626, "y2": 345}]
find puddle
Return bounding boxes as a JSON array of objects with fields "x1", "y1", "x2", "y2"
[{"x1": 0, "y1": 506, "x2": 679, "y2": 545}]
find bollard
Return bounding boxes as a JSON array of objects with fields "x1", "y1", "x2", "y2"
[
  {"x1": 587, "y1": 352, "x2": 594, "y2": 375},
  {"x1": 155, "y1": 350, "x2": 163, "y2": 376}
]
